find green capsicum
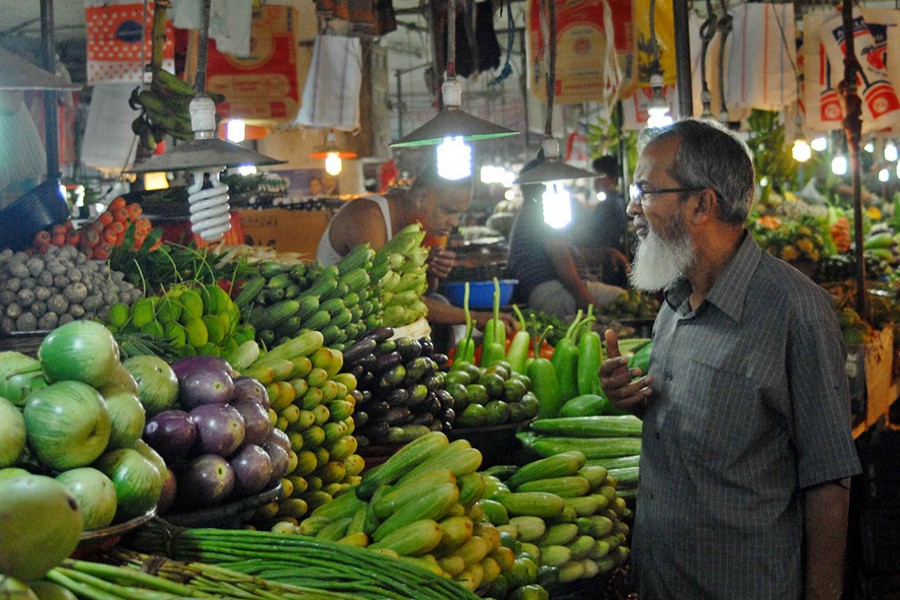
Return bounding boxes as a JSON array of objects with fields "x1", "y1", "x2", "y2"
[
  {"x1": 551, "y1": 309, "x2": 584, "y2": 405},
  {"x1": 480, "y1": 278, "x2": 507, "y2": 367}
]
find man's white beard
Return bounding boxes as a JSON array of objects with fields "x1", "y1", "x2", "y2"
[{"x1": 629, "y1": 223, "x2": 695, "y2": 292}]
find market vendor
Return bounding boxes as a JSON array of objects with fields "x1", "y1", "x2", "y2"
[
  {"x1": 572, "y1": 155, "x2": 629, "y2": 287},
  {"x1": 600, "y1": 118, "x2": 861, "y2": 599},
  {"x1": 316, "y1": 163, "x2": 517, "y2": 337},
  {"x1": 506, "y1": 159, "x2": 626, "y2": 319}
]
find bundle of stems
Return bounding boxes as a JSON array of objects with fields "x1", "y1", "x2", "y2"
[
  {"x1": 127, "y1": 519, "x2": 479, "y2": 600},
  {"x1": 45, "y1": 550, "x2": 357, "y2": 600}
]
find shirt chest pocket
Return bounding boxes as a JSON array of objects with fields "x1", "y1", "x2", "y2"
[{"x1": 674, "y1": 356, "x2": 758, "y2": 462}]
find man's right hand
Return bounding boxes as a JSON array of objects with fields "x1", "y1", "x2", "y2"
[{"x1": 599, "y1": 329, "x2": 653, "y2": 412}]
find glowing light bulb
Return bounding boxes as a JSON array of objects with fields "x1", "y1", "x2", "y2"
[
  {"x1": 187, "y1": 168, "x2": 231, "y2": 242},
  {"x1": 897, "y1": 161, "x2": 900, "y2": 179},
  {"x1": 864, "y1": 141, "x2": 875, "y2": 153},
  {"x1": 792, "y1": 139, "x2": 812, "y2": 162},
  {"x1": 596, "y1": 191, "x2": 608, "y2": 202},
  {"x1": 759, "y1": 176, "x2": 769, "y2": 188},
  {"x1": 225, "y1": 119, "x2": 246, "y2": 143},
  {"x1": 237, "y1": 165, "x2": 257, "y2": 176},
  {"x1": 436, "y1": 136, "x2": 472, "y2": 180},
  {"x1": 143, "y1": 172, "x2": 169, "y2": 190},
  {"x1": 325, "y1": 152, "x2": 343, "y2": 176},
  {"x1": 885, "y1": 141, "x2": 898, "y2": 162},
  {"x1": 878, "y1": 168, "x2": 890, "y2": 182},
  {"x1": 646, "y1": 74, "x2": 673, "y2": 128},
  {"x1": 811, "y1": 137, "x2": 828, "y2": 152},
  {"x1": 504, "y1": 189, "x2": 516, "y2": 201},
  {"x1": 831, "y1": 156, "x2": 848, "y2": 176},
  {"x1": 542, "y1": 182, "x2": 572, "y2": 229}
]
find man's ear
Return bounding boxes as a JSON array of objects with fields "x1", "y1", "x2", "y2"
[{"x1": 690, "y1": 189, "x2": 718, "y2": 225}]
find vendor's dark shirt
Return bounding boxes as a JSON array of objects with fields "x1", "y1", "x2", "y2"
[
  {"x1": 574, "y1": 191, "x2": 627, "y2": 251},
  {"x1": 507, "y1": 201, "x2": 592, "y2": 302},
  {"x1": 633, "y1": 232, "x2": 861, "y2": 599}
]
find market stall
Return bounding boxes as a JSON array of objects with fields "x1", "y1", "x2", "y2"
[{"x1": 2, "y1": 0, "x2": 900, "y2": 598}]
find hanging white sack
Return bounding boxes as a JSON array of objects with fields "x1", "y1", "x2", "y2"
[
  {"x1": 724, "y1": 3, "x2": 798, "y2": 112},
  {"x1": 294, "y1": 35, "x2": 362, "y2": 131},
  {"x1": 819, "y1": 7, "x2": 900, "y2": 132}
]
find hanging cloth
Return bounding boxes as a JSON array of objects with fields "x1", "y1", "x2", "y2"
[
  {"x1": 476, "y1": 0, "x2": 502, "y2": 72},
  {"x1": 295, "y1": 35, "x2": 362, "y2": 131}
]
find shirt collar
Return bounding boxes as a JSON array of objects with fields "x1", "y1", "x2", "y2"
[{"x1": 663, "y1": 230, "x2": 761, "y2": 323}]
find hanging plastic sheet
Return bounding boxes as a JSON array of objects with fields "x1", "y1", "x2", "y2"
[
  {"x1": 172, "y1": 0, "x2": 253, "y2": 58},
  {"x1": 84, "y1": 0, "x2": 174, "y2": 84},
  {"x1": 723, "y1": 3, "x2": 798, "y2": 112},
  {"x1": 295, "y1": 35, "x2": 362, "y2": 131}
]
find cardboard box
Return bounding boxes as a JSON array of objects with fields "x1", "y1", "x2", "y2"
[
  {"x1": 866, "y1": 326, "x2": 896, "y2": 428},
  {"x1": 236, "y1": 208, "x2": 331, "y2": 260}
]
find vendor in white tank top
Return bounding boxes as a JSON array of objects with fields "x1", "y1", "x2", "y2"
[{"x1": 316, "y1": 164, "x2": 517, "y2": 335}]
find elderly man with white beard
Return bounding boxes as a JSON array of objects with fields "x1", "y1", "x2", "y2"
[{"x1": 598, "y1": 119, "x2": 860, "y2": 600}]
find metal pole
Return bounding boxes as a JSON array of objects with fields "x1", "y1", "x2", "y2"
[
  {"x1": 544, "y1": 0, "x2": 556, "y2": 136},
  {"x1": 396, "y1": 70, "x2": 404, "y2": 138},
  {"x1": 672, "y1": 0, "x2": 693, "y2": 118},
  {"x1": 40, "y1": 0, "x2": 59, "y2": 180},
  {"x1": 840, "y1": 0, "x2": 866, "y2": 319}
]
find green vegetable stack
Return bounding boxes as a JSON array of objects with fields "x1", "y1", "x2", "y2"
[
  {"x1": 448, "y1": 358, "x2": 540, "y2": 429},
  {"x1": 371, "y1": 223, "x2": 430, "y2": 327},
  {"x1": 237, "y1": 246, "x2": 381, "y2": 351},
  {"x1": 232, "y1": 331, "x2": 366, "y2": 527},
  {"x1": 601, "y1": 289, "x2": 660, "y2": 320},
  {"x1": 106, "y1": 283, "x2": 251, "y2": 359},
  {"x1": 264, "y1": 431, "x2": 546, "y2": 597},
  {"x1": 516, "y1": 415, "x2": 642, "y2": 502},
  {"x1": 479, "y1": 448, "x2": 633, "y2": 585}
]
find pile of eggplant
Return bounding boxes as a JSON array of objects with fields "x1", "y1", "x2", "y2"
[{"x1": 340, "y1": 327, "x2": 455, "y2": 447}]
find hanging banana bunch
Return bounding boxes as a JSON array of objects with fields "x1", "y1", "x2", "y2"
[{"x1": 130, "y1": 69, "x2": 196, "y2": 149}]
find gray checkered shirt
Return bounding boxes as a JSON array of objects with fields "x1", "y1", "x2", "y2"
[{"x1": 632, "y1": 232, "x2": 862, "y2": 599}]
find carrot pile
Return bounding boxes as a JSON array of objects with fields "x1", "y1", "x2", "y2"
[{"x1": 31, "y1": 197, "x2": 160, "y2": 260}]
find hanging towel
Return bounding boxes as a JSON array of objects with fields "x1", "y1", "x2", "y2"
[
  {"x1": 819, "y1": 7, "x2": 900, "y2": 132},
  {"x1": 173, "y1": 0, "x2": 253, "y2": 57},
  {"x1": 295, "y1": 35, "x2": 362, "y2": 131},
  {"x1": 724, "y1": 3, "x2": 798, "y2": 112}
]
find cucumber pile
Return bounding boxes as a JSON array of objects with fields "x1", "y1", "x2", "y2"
[
  {"x1": 227, "y1": 331, "x2": 366, "y2": 527},
  {"x1": 516, "y1": 415, "x2": 643, "y2": 502},
  {"x1": 238, "y1": 248, "x2": 379, "y2": 352},
  {"x1": 371, "y1": 224, "x2": 429, "y2": 327},
  {"x1": 480, "y1": 449, "x2": 633, "y2": 586},
  {"x1": 339, "y1": 327, "x2": 455, "y2": 447},
  {"x1": 268, "y1": 431, "x2": 549, "y2": 597}
]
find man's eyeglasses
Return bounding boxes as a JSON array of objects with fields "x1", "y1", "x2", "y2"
[{"x1": 628, "y1": 182, "x2": 707, "y2": 207}]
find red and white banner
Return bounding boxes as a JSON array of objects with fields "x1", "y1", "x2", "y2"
[{"x1": 84, "y1": 1, "x2": 174, "y2": 85}]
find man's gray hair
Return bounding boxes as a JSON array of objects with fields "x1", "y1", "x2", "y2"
[{"x1": 638, "y1": 119, "x2": 756, "y2": 225}]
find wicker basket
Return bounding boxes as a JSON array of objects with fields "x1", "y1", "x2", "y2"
[{"x1": 0, "y1": 330, "x2": 50, "y2": 357}]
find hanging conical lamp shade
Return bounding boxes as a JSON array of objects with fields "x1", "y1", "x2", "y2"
[
  {"x1": 514, "y1": 139, "x2": 595, "y2": 184},
  {"x1": 391, "y1": 107, "x2": 520, "y2": 147},
  {"x1": 0, "y1": 46, "x2": 81, "y2": 90},
  {"x1": 128, "y1": 136, "x2": 285, "y2": 173}
]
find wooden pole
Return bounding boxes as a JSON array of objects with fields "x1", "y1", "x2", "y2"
[{"x1": 838, "y1": 1, "x2": 866, "y2": 318}]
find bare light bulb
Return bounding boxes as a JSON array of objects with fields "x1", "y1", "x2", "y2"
[
  {"x1": 885, "y1": 141, "x2": 898, "y2": 162},
  {"x1": 792, "y1": 139, "x2": 812, "y2": 162},
  {"x1": 542, "y1": 182, "x2": 572, "y2": 229},
  {"x1": 646, "y1": 74, "x2": 673, "y2": 128},
  {"x1": 878, "y1": 168, "x2": 890, "y2": 182},
  {"x1": 225, "y1": 119, "x2": 246, "y2": 143},
  {"x1": 187, "y1": 168, "x2": 231, "y2": 242},
  {"x1": 325, "y1": 152, "x2": 343, "y2": 176},
  {"x1": 864, "y1": 141, "x2": 875, "y2": 153},
  {"x1": 831, "y1": 156, "x2": 848, "y2": 176},
  {"x1": 811, "y1": 137, "x2": 828, "y2": 152},
  {"x1": 437, "y1": 136, "x2": 472, "y2": 180}
]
